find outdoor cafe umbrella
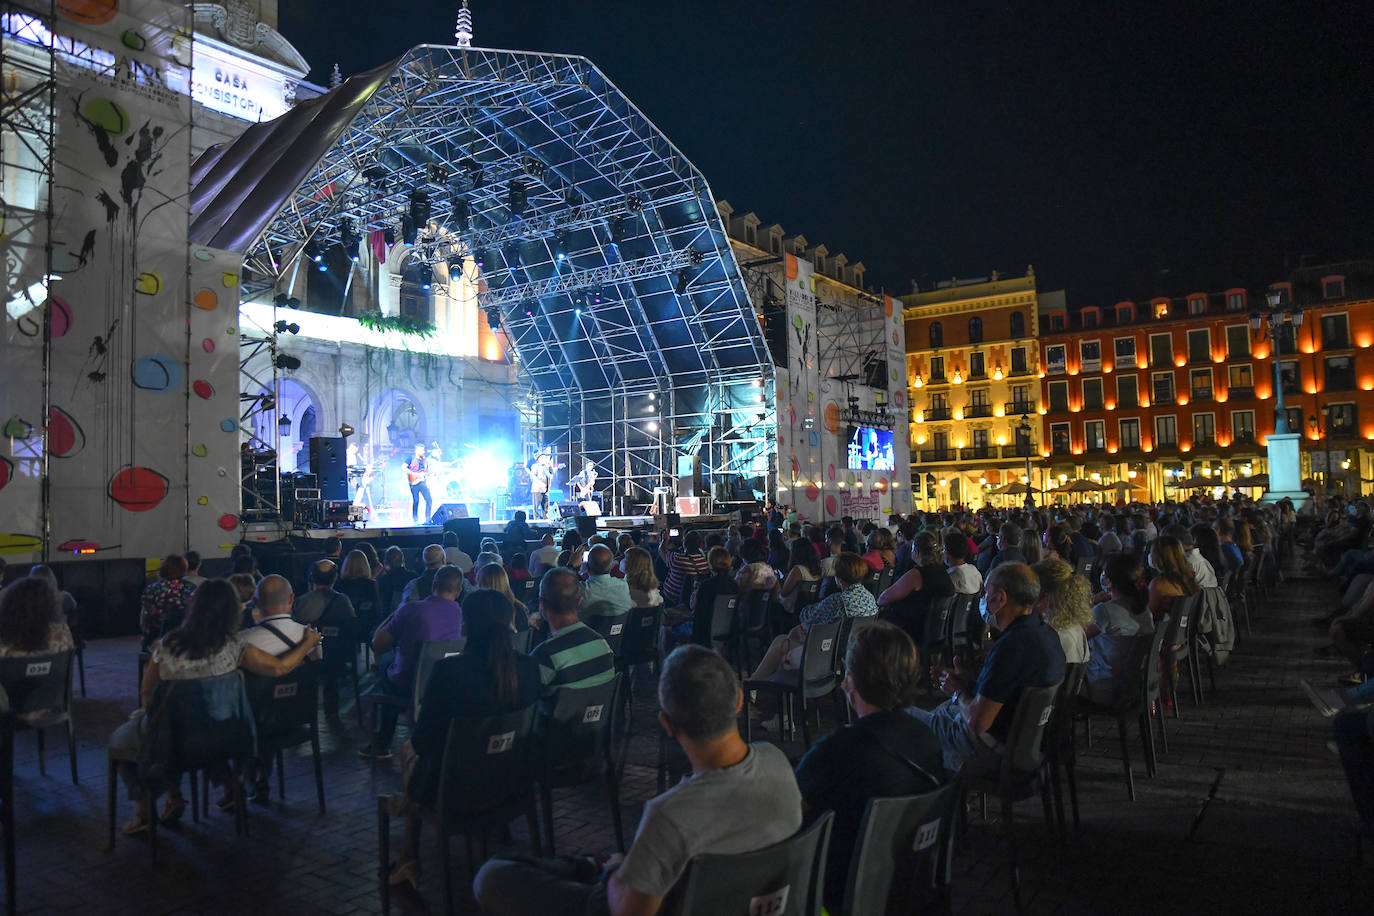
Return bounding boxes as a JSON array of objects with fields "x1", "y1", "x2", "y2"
[
  {"x1": 1062, "y1": 479, "x2": 1106, "y2": 493},
  {"x1": 1173, "y1": 475, "x2": 1216, "y2": 489}
]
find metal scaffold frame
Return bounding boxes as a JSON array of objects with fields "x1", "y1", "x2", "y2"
[{"x1": 203, "y1": 44, "x2": 775, "y2": 510}]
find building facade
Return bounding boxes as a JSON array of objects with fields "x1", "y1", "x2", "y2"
[
  {"x1": 1036, "y1": 261, "x2": 1374, "y2": 501},
  {"x1": 901, "y1": 272, "x2": 1049, "y2": 508}
]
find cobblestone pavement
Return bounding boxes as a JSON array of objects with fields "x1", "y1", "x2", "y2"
[{"x1": 4, "y1": 561, "x2": 1367, "y2": 914}]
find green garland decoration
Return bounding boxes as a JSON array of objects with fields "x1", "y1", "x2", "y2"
[{"x1": 357, "y1": 310, "x2": 436, "y2": 339}]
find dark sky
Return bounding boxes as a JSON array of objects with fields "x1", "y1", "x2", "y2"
[{"x1": 279, "y1": 0, "x2": 1374, "y2": 306}]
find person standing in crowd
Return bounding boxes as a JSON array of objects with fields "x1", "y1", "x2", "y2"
[
  {"x1": 139, "y1": 554, "x2": 196, "y2": 650},
  {"x1": 504, "y1": 509, "x2": 534, "y2": 547}
]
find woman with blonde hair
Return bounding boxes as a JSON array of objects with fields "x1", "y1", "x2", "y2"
[
  {"x1": 623, "y1": 546, "x2": 662, "y2": 608},
  {"x1": 1018, "y1": 528, "x2": 1044, "y2": 565},
  {"x1": 337, "y1": 549, "x2": 384, "y2": 633},
  {"x1": 475, "y1": 562, "x2": 531, "y2": 630},
  {"x1": 1031, "y1": 558, "x2": 1093, "y2": 663},
  {"x1": 1146, "y1": 534, "x2": 1199, "y2": 622}
]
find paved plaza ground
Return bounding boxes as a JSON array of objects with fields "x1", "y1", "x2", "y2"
[{"x1": 4, "y1": 560, "x2": 1370, "y2": 914}]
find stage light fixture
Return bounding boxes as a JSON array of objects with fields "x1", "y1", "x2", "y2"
[
  {"x1": 304, "y1": 239, "x2": 322, "y2": 262},
  {"x1": 609, "y1": 216, "x2": 626, "y2": 243},
  {"x1": 409, "y1": 191, "x2": 431, "y2": 225},
  {"x1": 272, "y1": 293, "x2": 301, "y2": 310},
  {"x1": 625, "y1": 194, "x2": 642, "y2": 213},
  {"x1": 484, "y1": 305, "x2": 502, "y2": 330},
  {"x1": 383, "y1": 226, "x2": 396, "y2": 246},
  {"x1": 507, "y1": 181, "x2": 527, "y2": 216},
  {"x1": 447, "y1": 255, "x2": 465, "y2": 276},
  {"x1": 553, "y1": 230, "x2": 569, "y2": 260},
  {"x1": 687, "y1": 247, "x2": 704, "y2": 266},
  {"x1": 675, "y1": 269, "x2": 690, "y2": 295},
  {"x1": 274, "y1": 354, "x2": 301, "y2": 371},
  {"x1": 504, "y1": 242, "x2": 522, "y2": 268},
  {"x1": 338, "y1": 423, "x2": 355, "y2": 437},
  {"x1": 400, "y1": 216, "x2": 417, "y2": 245},
  {"x1": 451, "y1": 196, "x2": 470, "y2": 231},
  {"x1": 273, "y1": 320, "x2": 300, "y2": 335},
  {"x1": 473, "y1": 248, "x2": 486, "y2": 268},
  {"x1": 363, "y1": 164, "x2": 388, "y2": 184},
  {"x1": 338, "y1": 217, "x2": 360, "y2": 261},
  {"x1": 425, "y1": 163, "x2": 451, "y2": 186},
  {"x1": 523, "y1": 156, "x2": 545, "y2": 178},
  {"x1": 593, "y1": 287, "x2": 603, "y2": 304}
]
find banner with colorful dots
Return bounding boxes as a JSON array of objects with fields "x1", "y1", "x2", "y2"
[{"x1": 0, "y1": 0, "x2": 240, "y2": 560}]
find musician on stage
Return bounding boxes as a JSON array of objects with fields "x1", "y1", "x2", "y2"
[
  {"x1": 529, "y1": 449, "x2": 552, "y2": 520},
  {"x1": 572, "y1": 459, "x2": 599, "y2": 506},
  {"x1": 406, "y1": 443, "x2": 432, "y2": 524}
]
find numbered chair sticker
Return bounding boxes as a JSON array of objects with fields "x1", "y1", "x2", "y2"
[
  {"x1": 582, "y1": 704, "x2": 605, "y2": 724},
  {"x1": 487, "y1": 731, "x2": 516, "y2": 754},
  {"x1": 913, "y1": 818, "x2": 940, "y2": 851},
  {"x1": 274, "y1": 683, "x2": 298, "y2": 699},
  {"x1": 1038, "y1": 705, "x2": 1055, "y2": 727},
  {"x1": 749, "y1": 886, "x2": 789, "y2": 916},
  {"x1": 821, "y1": 639, "x2": 833, "y2": 653},
  {"x1": 320, "y1": 627, "x2": 340, "y2": 638},
  {"x1": 25, "y1": 661, "x2": 51, "y2": 676},
  {"x1": 609, "y1": 624, "x2": 624, "y2": 635}
]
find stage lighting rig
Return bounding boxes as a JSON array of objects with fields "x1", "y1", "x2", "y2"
[
  {"x1": 451, "y1": 196, "x2": 470, "y2": 231},
  {"x1": 484, "y1": 305, "x2": 502, "y2": 330},
  {"x1": 339, "y1": 218, "x2": 360, "y2": 261},
  {"x1": 273, "y1": 320, "x2": 300, "y2": 335},
  {"x1": 274, "y1": 354, "x2": 302, "y2": 371},
  {"x1": 461, "y1": 157, "x2": 484, "y2": 189},
  {"x1": 508, "y1": 181, "x2": 527, "y2": 217},
  {"x1": 272, "y1": 293, "x2": 301, "y2": 309},
  {"x1": 687, "y1": 247, "x2": 704, "y2": 266},
  {"x1": 553, "y1": 230, "x2": 569, "y2": 260},
  {"x1": 675, "y1": 269, "x2": 690, "y2": 296},
  {"x1": 400, "y1": 216, "x2": 417, "y2": 245},
  {"x1": 522, "y1": 156, "x2": 545, "y2": 179},
  {"x1": 409, "y1": 191, "x2": 431, "y2": 226},
  {"x1": 625, "y1": 194, "x2": 642, "y2": 213}
]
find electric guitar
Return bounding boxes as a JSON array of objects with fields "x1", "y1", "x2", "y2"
[{"x1": 405, "y1": 460, "x2": 428, "y2": 487}]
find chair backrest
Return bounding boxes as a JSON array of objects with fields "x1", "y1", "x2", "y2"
[
  {"x1": 584, "y1": 612, "x2": 630, "y2": 656},
  {"x1": 242, "y1": 661, "x2": 320, "y2": 744},
  {"x1": 743, "y1": 589, "x2": 771, "y2": 632},
  {"x1": 540, "y1": 674, "x2": 620, "y2": 782},
  {"x1": 413, "y1": 640, "x2": 467, "y2": 713},
  {"x1": 1000, "y1": 681, "x2": 1060, "y2": 777},
  {"x1": 140, "y1": 671, "x2": 255, "y2": 786},
  {"x1": 1144, "y1": 615, "x2": 1169, "y2": 696},
  {"x1": 863, "y1": 570, "x2": 883, "y2": 598},
  {"x1": 947, "y1": 594, "x2": 976, "y2": 653},
  {"x1": 510, "y1": 627, "x2": 535, "y2": 654},
  {"x1": 433, "y1": 703, "x2": 538, "y2": 824},
  {"x1": 677, "y1": 810, "x2": 833, "y2": 916},
  {"x1": 519, "y1": 575, "x2": 541, "y2": 606},
  {"x1": 317, "y1": 616, "x2": 361, "y2": 667},
  {"x1": 709, "y1": 594, "x2": 739, "y2": 645},
  {"x1": 843, "y1": 784, "x2": 959, "y2": 916},
  {"x1": 794, "y1": 579, "x2": 820, "y2": 610},
  {"x1": 0, "y1": 650, "x2": 74, "y2": 719},
  {"x1": 1163, "y1": 593, "x2": 1199, "y2": 653},
  {"x1": 835, "y1": 615, "x2": 880, "y2": 676},
  {"x1": 802, "y1": 618, "x2": 843, "y2": 687},
  {"x1": 1043, "y1": 662, "x2": 1085, "y2": 752},
  {"x1": 619, "y1": 605, "x2": 663, "y2": 665},
  {"x1": 920, "y1": 595, "x2": 956, "y2": 653}
]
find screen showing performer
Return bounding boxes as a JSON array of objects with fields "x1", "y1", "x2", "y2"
[
  {"x1": 406, "y1": 443, "x2": 432, "y2": 524},
  {"x1": 847, "y1": 425, "x2": 895, "y2": 471}
]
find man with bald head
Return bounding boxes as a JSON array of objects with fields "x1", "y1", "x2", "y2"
[
  {"x1": 291, "y1": 559, "x2": 356, "y2": 626},
  {"x1": 399, "y1": 544, "x2": 450, "y2": 605},
  {"x1": 243, "y1": 575, "x2": 313, "y2": 655},
  {"x1": 579, "y1": 543, "x2": 632, "y2": 619}
]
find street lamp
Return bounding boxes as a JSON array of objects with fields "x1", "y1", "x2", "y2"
[
  {"x1": 1249, "y1": 288, "x2": 1304, "y2": 435},
  {"x1": 1018, "y1": 414, "x2": 1035, "y2": 508}
]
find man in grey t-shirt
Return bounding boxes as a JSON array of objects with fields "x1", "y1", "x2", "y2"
[{"x1": 475, "y1": 645, "x2": 802, "y2": 916}]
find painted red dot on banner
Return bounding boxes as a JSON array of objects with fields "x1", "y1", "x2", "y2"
[
  {"x1": 218, "y1": 513, "x2": 239, "y2": 531},
  {"x1": 202, "y1": 338, "x2": 215, "y2": 353},
  {"x1": 825, "y1": 495, "x2": 837, "y2": 515},
  {"x1": 108, "y1": 466, "x2": 168, "y2": 512},
  {"x1": 193, "y1": 380, "x2": 214, "y2": 399},
  {"x1": 48, "y1": 406, "x2": 85, "y2": 457},
  {"x1": 828, "y1": 464, "x2": 835, "y2": 480},
  {"x1": 805, "y1": 483, "x2": 819, "y2": 502},
  {"x1": 0, "y1": 457, "x2": 11, "y2": 491}
]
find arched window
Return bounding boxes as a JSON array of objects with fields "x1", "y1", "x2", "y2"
[
  {"x1": 969, "y1": 317, "x2": 983, "y2": 343},
  {"x1": 1009, "y1": 312, "x2": 1026, "y2": 338},
  {"x1": 929, "y1": 322, "x2": 943, "y2": 348}
]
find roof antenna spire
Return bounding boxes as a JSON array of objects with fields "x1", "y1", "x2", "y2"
[
  {"x1": 329, "y1": 63, "x2": 342, "y2": 89},
  {"x1": 455, "y1": 1, "x2": 473, "y2": 48}
]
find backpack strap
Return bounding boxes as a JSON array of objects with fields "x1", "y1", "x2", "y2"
[
  {"x1": 256, "y1": 620, "x2": 299, "y2": 651},
  {"x1": 856, "y1": 721, "x2": 943, "y2": 789}
]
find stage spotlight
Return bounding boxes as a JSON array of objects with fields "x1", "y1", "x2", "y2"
[
  {"x1": 553, "y1": 230, "x2": 569, "y2": 260},
  {"x1": 273, "y1": 320, "x2": 300, "y2": 335},
  {"x1": 507, "y1": 181, "x2": 527, "y2": 217},
  {"x1": 339, "y1": 423, "x2": 355, "y2": 437},
  {"x1": 504, "y1": 242, "x2": 522, "y2": 268},
  {"x1": 304, "y1": 239, "x2": 322, "y2": 263},
  {"x1": 401, "y1": 216, "x2": 417, "y2": 245},
  {"x1": 409, "y1": 191, "x2": 431, "y2": 225},
  {"x1": 523, "y1": 156, "x2": 545, "y2": 179},
  {"x1": 363, "y1": 164, "x2": 388, "y2": 184},
  {"x1": 339, "y1": 218, "x2": 360, "y2": 261},
  {"x1": 593, "y1": 287, "x2": 604, "y2": 304},
  {"x1": 383, "y1": 226, "x2": 396, "y2": 246},
  {"x1": 274, "y1": 354, "x2": 301, "y2": 371},
  {"x1": 521, "y1": 298, "x2": 536, "y2": 317},
  {"x1": 626, "y1": 194, "x2": 642, "y2": 213},
  {"x1": 675, "y1": 268, "x2": 690, "y2": 295},
  {"x1": 451, "y1": 196, "x2": 470, "y2": 231},
  {"x1": 609, "y1": 216, "x2": 626, "y2": 243},
  {"x1": 687, "y1": 247, "x2": 704, "y2": 266},
  {"x1": 447, "y1": 255, "x2": 465, "y2": 277},
  {"x1": 472, "y1": 248, "x2": 486, "y2": 268},
  {"x1": 484, "y1": 306, "x2": 502, "y2": 330},
  {"x1": 272, "y1": 293, "x2": 301, "y2": 309}
]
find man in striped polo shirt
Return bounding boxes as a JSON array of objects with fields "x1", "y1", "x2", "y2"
[{"x1": 532, "y1": 567, "x2": 614, "y2": 706}]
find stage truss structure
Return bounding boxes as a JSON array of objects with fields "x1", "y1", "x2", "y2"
[{"x1": 190, "y1": 45, "x2": 774, "y2": 514}]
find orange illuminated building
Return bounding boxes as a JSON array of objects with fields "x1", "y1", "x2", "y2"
[{"x1": 1037, "y1": 261, "x2": 1374, "y2": 500}]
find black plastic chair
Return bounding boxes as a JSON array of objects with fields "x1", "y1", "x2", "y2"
[
  {"x1": 1078, "y1": 618, "x2": 1170, "y2": 800},
  {"x1": 378, "y1": 705, "x2": 540, "y2": 916},
  {"x1": 535, "y1": 674, "x2": 624, "y2": 854},
  {"x1": 708, "y1": 594, "x2": 743, "y2": 671},
  {"x1": 0, "y1": 651, "x2": 77, "y2": 785},
  {"x1": 1161, "y1": 594, "x2": 1203, "y2": 711},
  {"x1": 318, "y1": 616, "x2": 364, "y2": 724},
  {"x1": 1042, "y1": 662, "x2": 1086, "y2": 833},
  {"x1": 0, "y1": 716, "x2": 12, "y2": 916},
  {"x1": 843, "y1": 783, "x2": 959, "y2": 916},
  {"x1": 946, "y1": 593, "x2": 978, "y2": 662},
  {"x1": 243, "y1": 662, "x2": 325, "y2": 814},
  {"x1": 107, "y1": 672, "x2": 255, "y2": 862},
  {"x1": 583, "y1": 612, "x2": 630, "y2": 657},
  {"x1": 961, "y1": 681, "x2": 1060, "y2": 909},
  {"x1": 676, "y1": 810, "x2": 833, "y2": 916},
  {"x1": 363, "y1": 639, "x2": 465, "y2": 768},
  {"x1": 744, "y1": 618, "x2": 843, "y2": 748},
  {"x1": 918, "y1": 595, "x2": 956, "y2": 694}
]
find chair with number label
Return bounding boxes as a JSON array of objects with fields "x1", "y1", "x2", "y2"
[
  {"x1": 843, "y1": 783, "x2": 960, "y2": 916},
  {"x1": 363, "y1": 640, "x2": 465, "y2": 771},
  {"x1": 0, "y1": 651, "x2": 77, "y2": 785},
  {"x1": 584, "y1": 612, "x2": 630, "y2": 657},
  {"x1": 318, "y1": 616, "x2": 363, "y2": 724},
  {"x1": 744, "y1": 618, "x2": 843, "y2": 749},
  {"x1": 243, "y1": 662, "x2": 325, "y2": 814},
  {"x1": 534, "y1": 674, "x2": 624, "y2": 854},
  {"x1": 676, "y1": 810, "x2": 832, "y2": 916}
]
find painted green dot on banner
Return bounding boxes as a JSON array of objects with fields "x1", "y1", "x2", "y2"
[
  {"x1": 219, "y1": 419, "x2": 237, "y2": 433},
  {"x1": 226, "y1": 326, "x2": 237, "y2": 335},
  {"x1": 192, "y1": 444, "x2": 208, "y2": 457},
  {"x1": 792, "y1": 314, "x2": 803, "y2": 330}
]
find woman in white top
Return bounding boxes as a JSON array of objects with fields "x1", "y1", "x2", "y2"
[
  {"x1": 109, "y1": 579, "x2": 319, "y2": 835},
  {"x1": 623, "y1": 547, "x2": 663, "y2": 608},
  {"x1": 1083, "y1": 553, "x2": 1155, "y2": 705},
  {"x1": 1031, "y1": 557, "x2": 1093, "y2": 665}
]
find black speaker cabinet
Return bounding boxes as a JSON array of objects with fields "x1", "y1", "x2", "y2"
[{"x1": 309, "y1": 436, "x2": 348, "y2": 501}]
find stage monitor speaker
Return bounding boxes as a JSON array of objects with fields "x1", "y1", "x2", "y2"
[
  {"x1": 309, "y1": 436, "x2": 348, "y2": 501},
  {"x1": 557, "y1": 502, "x2": 580, "y2": 519},
  {"x1": 430, "y1": 503, "x2": 467, "y2": 523},
  {"x1": 574, "y1": 516, "x2": 598, "y2": 539},
  {"x1": 441, "y1": 516, "x2": 481, "y2": 558}
]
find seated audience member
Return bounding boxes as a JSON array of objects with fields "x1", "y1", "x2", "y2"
[
  {"x1": 182, "y1": 550, "x2": 207, "y2": 588},
  {"x1": 659, "y1": 531, "x2": 710, "y2": 607},
  {"x1": 1163, "y1": 523, "x2": 1218, "y2": 589},
  {"x1": 109, "y1": 580, "x2": 318, "y2": 834},
  {"x1": 735, "y1": 538, "x2": 780, "y2": 607},
  {"x1": 292, "y1": 559, "x2": 356, "y2": 626},
  {"x1": 504, "y1": 509, "x2": 535, "y2": 547},
  {"x1": 139, "y1": 554, "x2": 196, "y2": 650},
  {"x1": 557, "y1": 531, "x2": 586, "y2": 570},
  {"x1": 878, "y1": 530, "x2": 955, "y2": 645},
  {"x1": 385, "y1": 589, "x2": 542, "y2": 888},
  {"x1": 529, "y1": 534, "x2": 561, "y2": 577},
  {"x1": 624, "y1": 547, "x2": 663, "y2": 608},
  {"x1": 361, "y1": 565, "x2": 465, "y2": 759},
  {"x1": 1083, "y1": 553, "x2": 1155, "y2": 705},
  {"x1": 580, "y1": 544, "x2": 633, "y2": 619},
  {"x1": 0, "y1": 577, "x2": 76, "y2": 721},
  {"x1": 1018, "y1": 528, "x2": 1045, "y2": 565},
  {"x1": 322, "y1": 537, "x2": 343, "y2": 561},
  {"x1": 750, "y1": 552, "x2": 876, "y2": 682},
  {"x1": 227, "y1": 573, "x2": 257, "y2": 627},
  {"x1": 477, "y1": 563, "x2": 532, "y2": 631},
  {"x1": 766, "y1": 528, "x2": 789, "y2": 571},
  {"x1": 468, "y1": 550, "x2": 503, "y2": 585},
  {"x1": 377, "y1": 546, "x2": 414, "y2": 613},
  {"x1": 26, "y1": 564, "x2": 77, "y2": 628},
  {"x1": 399, "y1": 544, "x2": 447, "y2": 605},
  {"x1": 910, "y1": 563, "x2": 1065, "y2": 774},
  {"x1": 336, "y1": 550, "x2": 383, "y2": 632},
  {"x1": 1032, "y1": 558, "x2": 1093, "y2": 664},
  {"x1": 795, "y1": 621, "x2": 945, "y2": 912},
  {"x1": 862, "y1": 528, "x2": 898, "y2": 572},
  {"x1": 1146, "y1": 535, "x2": 1200, "y2": 623},
  {"x1": 665, "y1": 547, "x2": 737, "y2": 649},
  {"x1": 1334, "y1": 701, "x2": 1374, "y2": 842},
  {"x1": 820, "y1": 526, "x2": 845, "y2": 579},
  {"x1": 508, "y1": 553, "x2": 533, "y2": 582},
  {"x1": 1189, "y1": 524, "x2": 1227, "y2": 584},
  {"x1": 945, "y1": 531, "x2": 983, "y2": 595},
  {"x1": 779, "y1": 537, "x2": 823, "y2": 616},
  {"x1": 442, "y1": 530, "x2": 474, "y2": 574},
  {"x1": 357, "y1": 542, "x2": 383, "y2": 577},
  {"x1": 1214, "y1": 519, "x2": 1246, "y2": 573},
  {"x1": 531, "y1": 568, "x2": 615, "y2": 702},
  {"x1": 475, "y1": 644, "x2": 802, "y2": 915}
]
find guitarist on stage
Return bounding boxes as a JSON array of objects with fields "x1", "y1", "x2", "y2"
[{"x1": 406, "y1": 443, "x2": 433, "y2": 524}]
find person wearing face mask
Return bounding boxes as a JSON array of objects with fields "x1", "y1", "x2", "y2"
[{"x1": 907, "y1": 563, "x2": 1066, "y2": 775}]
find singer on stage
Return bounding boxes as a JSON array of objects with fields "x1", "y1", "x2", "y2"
[{"x1": 406, "y1": 443, "x2": 432, "y2": 524}]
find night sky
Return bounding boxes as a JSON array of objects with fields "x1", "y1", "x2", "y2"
[{"x1": 279, "y1": 1, "x2": 1374, "y2": 307}]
